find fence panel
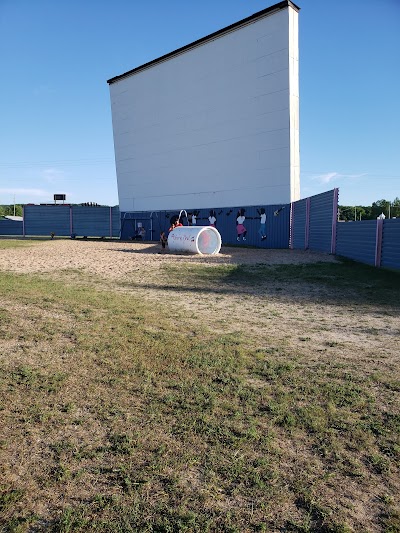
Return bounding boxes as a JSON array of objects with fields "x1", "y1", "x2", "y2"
[
  {"x1": 0, "y1": 219, "x2": 23, "y2": 235},
  {"x1": 381, "y1": 219, "x2": 400, "y2": 270},
  {"x1": 24, "y1": 205, "x2": 120, "y2": 238},
  {"x1": 111, "y1": 206, "x2": 121, "y2": 237},
  {"x1": 121, "y1": 204, "x2": 290, "y2": 248},
  {"x1": 336, "y1": 221, "x2": 377, "y2": 266},
  {"x1": 196, "y1": 205, "x2": 289, "y2": 248},
  {"x1": 309, "y1": 190, "x2": 336, "y2": 253},
  {"x1": 24, "y1": 205, "x2": 71, "y2": 236},
  {"x1": 72, "y1": 207, "x2": 114, "y2": 237},
  {"x1": 291, "y1": 199, "x2": 307, "y2": 249},
  {"x1": 120, "y1": 211, "x2": 155, "y2": 241}
]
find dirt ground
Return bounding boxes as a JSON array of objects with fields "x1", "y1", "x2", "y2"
[
  {"x1": 0, "y1": 239, "x2": 397, "y2": 370},
  {"x1": 0, "y1": 239, "x2": 341, "y2": 342},
  {"x1": 0, "y1": 239, "x2": 337, "y2": 278}
]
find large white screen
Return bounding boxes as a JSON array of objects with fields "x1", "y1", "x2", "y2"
[{"x1": 109, "y1": 3, "x2": 299, "y2": 212}]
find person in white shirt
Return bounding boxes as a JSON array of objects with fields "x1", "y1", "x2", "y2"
[{"x1": 208, "y1": 210, "x2": 217, "y2": 227}]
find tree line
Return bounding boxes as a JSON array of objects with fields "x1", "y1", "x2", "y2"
[
  {"x1": 339, "y1": 198, "x2": 400, "y2": 221},
  {"x1": 0, "y1": 204, "x2": 23, "y2": 217},
  {"x1": 1, "y1": 199, "x2": 399, "y2": 222}
]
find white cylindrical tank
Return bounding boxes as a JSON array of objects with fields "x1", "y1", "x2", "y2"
[{"x1": 168, "y1": 226, "x2": 221, "y2": 254}]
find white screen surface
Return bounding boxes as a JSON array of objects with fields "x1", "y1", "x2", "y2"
[{"x1": 109, "y1": 4, "x2": 299, "y2": 212}]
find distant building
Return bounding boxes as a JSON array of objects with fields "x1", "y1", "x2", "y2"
[{"x1": 3, "y1": 215, "x2": 23, "y2": 222}]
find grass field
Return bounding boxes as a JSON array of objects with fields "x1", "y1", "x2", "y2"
[
  {"x1": 0, "y1": 254, "x2": 399, "y2": 532},
  {"x1": 0, "y1": 240, "x2": 45, "y2": 249}
]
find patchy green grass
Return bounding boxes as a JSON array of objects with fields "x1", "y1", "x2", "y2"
[
  {"x1": 161, "y1": 260, "x2": 400, "y2": 307},
  {"x1": 0, "y1": 239, "x2": 47, "y2": 249},
  {"x1": 0, "y1": 261, "x2": 399, "y2": 532}
]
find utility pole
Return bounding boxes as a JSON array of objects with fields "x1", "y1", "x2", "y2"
[
  {"x1": 13, "y1": 194, "x2": 16, "y2": 216},
  {"x1": 354, "y1": 206, "x2": 356, "y2": 221}
]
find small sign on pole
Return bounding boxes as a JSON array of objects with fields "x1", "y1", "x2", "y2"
[{"x1": 54, "y1": 194, "x2": 66, "y2": 204}]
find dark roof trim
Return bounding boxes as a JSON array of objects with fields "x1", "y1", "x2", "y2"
[{"x1": 107, "y1": 0, "x2": 300, "y2": 85}]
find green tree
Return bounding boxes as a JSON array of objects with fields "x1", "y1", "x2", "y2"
[
  {"x1": 0, "y1": 204, "x2": 23, "y2": 217},
  {"x1": 361, "y1": 205, "x2": 373, "y2": 219},
  {"x1": 338, "y1": 206, "x2": 354, "y2": 221},
  {"x1": 391, "y1": 197, "x2": 400, "y2": 218},
  {"x1": 338, "y1": 205, "x2": 370, "y2": 221},
  {"x1": 371, "y1": 199, "x2": 390, "y2": 219}
]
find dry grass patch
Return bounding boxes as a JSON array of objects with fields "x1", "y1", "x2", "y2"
[
  {"x1": 0, "y1": 239, "x2": 46, "y2": 250},
  {"x1": 0, "y1": 256, "x2": 399, "y2": 532}
]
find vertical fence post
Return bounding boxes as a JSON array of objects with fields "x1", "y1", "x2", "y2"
[
  {"x1": 375, "y1": 218, "x2": 383, "y2": 267},
  {"x1": 22, "y1": 205, "x2": 26, "y2": 237},
  {"x1": 331, "y1": 188, "x2": 339, "y2": 254},
  {"x1": 305, "y1": 197, "x2": 310, "y2": 250},
  {"x1": 110, "y1": 207, "x2": 113, "y2": 238},
  {"x1": 69, "y1": 206, "x2": 73, "y2": 236},
  {"x1": 289, "y1": 202, "x2": 294, "y2": 249}
]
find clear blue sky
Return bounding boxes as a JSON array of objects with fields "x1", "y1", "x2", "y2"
[{"x1": 0, "y1": 0, "x2": 399, "y2": 207}]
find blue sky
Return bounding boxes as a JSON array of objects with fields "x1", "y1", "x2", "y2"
[{"x1": 0, "y1": 0, "x2": 399, "y2": 207}]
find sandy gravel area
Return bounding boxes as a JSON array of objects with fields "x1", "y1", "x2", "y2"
[{"x1": 0, "y1": 239, "x2": 337, "y2": 280}]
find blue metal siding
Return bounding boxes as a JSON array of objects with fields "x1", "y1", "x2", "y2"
[
  {"x1": 381, "y1": 219, "x2": 400, "y2": 270},
  {"x1": 198, "y1": 205, "x2": 289, "y2": 248},
  {"x1": 336, "y1": 221, "x2": 377, "y2": 266},
  {"x1": 0, "y1": 219, "x2": 23, "y2": 235},
  {"x1": 72, "y1": 207, "x2": 113, "y2": 237},
  {"x1": 24, "y1": 205, "x2": 121, "y2": 237},
  {"x1": 292, "y1": 199, "x2": 306, "y2": 249},
  {"x1": 121, "y1": 204, "x2": 290, "y2": 248},
  {"x1": 111, "y1": 206, "x2": 121, "y2": 237},
  {"x1": 120, "y1": 211, "x2": 155, "y2": 241},
  {"x1": 24, "y1": 205, "x2": 71, "y2": 236},
  {"x1": 309, "y1": 190, "x2": 334, "y2": 253}
]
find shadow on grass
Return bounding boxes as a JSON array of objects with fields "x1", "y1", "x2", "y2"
[
  {"x1": 115, "y1": 245, "x2": 164, "y2": 254},
  {"x1": 120, "y1": 260, "x2": 400, "y2": 308}
]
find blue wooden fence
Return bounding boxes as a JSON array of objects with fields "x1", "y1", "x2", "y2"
[
  {"x1": 3, "y1": 193, "x2": 398, "y2": 271},
  {"x1": 24, "y1": 205, "x2": 71, "y2": 236},
  {"x1": 291, "y1": 198, "x2": 307, "y2": 250},
  {"x1": 381, "y1": 219, "x2": 400, "y2": 270},
  {"x1": 121, "y1": 204, "x2": 290, "y2": 249},
  {"x1": 0, "y1": 218, "x2": 23, "y2": 235},
  {"x1": 336, "y1": 220, "x2": 377, "y2": 266},
  {"x1": 23, "y1": 205, "x2": 120, "y2": 237},
  {"x1": 309, "y1": 190, "x2": 338, "y2": 253},
  {"x1": 289, "y1": 189, "x2": 399, "y2": 270},
  {"x1": 72, "y1": 206, "x2": 120, "y2": 238},
  {"x1": 335, "y1": 218, "x2": 400, "y2": 270},
  {"x1": 291, "y1": 189, "x2": 338, "y2": 254}
]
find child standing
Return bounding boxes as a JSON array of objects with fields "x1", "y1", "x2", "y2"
[{"x1": 160, "y1": 231, "x2": 168, "y2": 249}]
